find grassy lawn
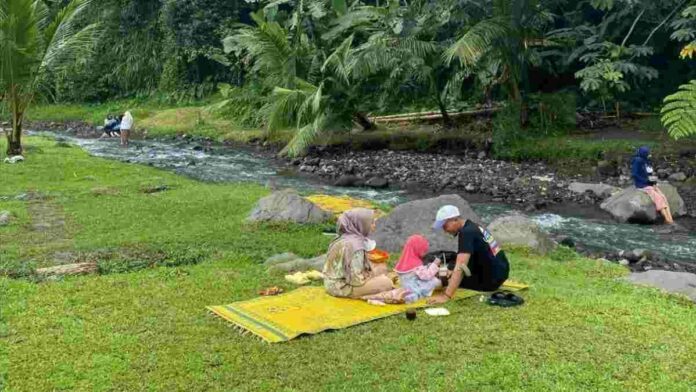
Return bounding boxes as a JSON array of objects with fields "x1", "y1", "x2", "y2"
[{"x1": 1, "y1": 137, "x2": 695, "y2": 391}]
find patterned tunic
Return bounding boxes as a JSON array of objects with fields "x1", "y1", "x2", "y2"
[{"x1": 323, "y1": 245, "x2": 370, "y2": 298}]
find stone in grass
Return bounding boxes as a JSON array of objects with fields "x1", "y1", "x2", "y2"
[
  {"x1": 267, "y1": 254, "x2": 326, "y2": 273},
  {"x1": 141, "y1": 185, "x2": 170, "y2": 194},
  {"x1": 4, "y1": 155, "x2": 24, "y2": 164},
  {"x1": 35, "y1": 262, "x2": 98, "y2": 278},
  {"x1": 91, "y1": 187, "x2": 120, "y2": 196},
  {"x1": 248, "y1": 189, "x2": 332, "y2": 224},
  {"x1": 628, "y1": 270, "x2": 696, "y2": 302},
  {"x1": 264, "y1": 252, "x2": 300, "y2": 266},
  {"x1": 0, "y1": 211, "x2": 12, "y2": 226}
]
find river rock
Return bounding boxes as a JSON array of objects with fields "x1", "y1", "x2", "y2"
[
  {"x1": 600, "y1": 184, "x2": 687, "y2": 223},
  {"x1": 487, "y1": 213, "x2": 556, "y2": 255},
  {"x1": 248, "y1": 189, "x2": 332, "y2": 224},
  {"x1": 568, "y1": 182, "x2": 621, "y2": 199},
  {"x1": 657, "y1": 168, "x2": 671, "y2": 179},
  {"x1": 596, "y1": 160, "x2": 617, "y2": 177},
  {"x1": 373, "y1": 194, "x2": 480, "y2": 253},
  {"x1": 365, "y1": 177, "x2": 389, "y2": 189},
  {"x1": 0, "y1": 211, "x2": 11, "y2": 226},
  {"x1": 668, "y1": 172, "x2": 687, "y2": 182},
  {"x1": 625, "y1": 249, "x2": 652, "y2": 263},
  {"x1": 627, "y1": 271, "x2": 696, "y2": 302},
  {"x1": 334, "y1": 175, "x2": 362, "y2": 187}
]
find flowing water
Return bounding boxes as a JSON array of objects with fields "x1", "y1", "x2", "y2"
[{"x1": 32, "y1": 131, "x2": 696, "y2": 263}]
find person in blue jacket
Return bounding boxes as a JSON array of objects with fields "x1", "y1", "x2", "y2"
[{"x1": 631, "y1": 146, "x2": 674, "y2": 224}]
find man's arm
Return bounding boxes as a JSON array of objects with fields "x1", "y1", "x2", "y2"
[
  {"x1": 428, "y1": 252, "x2": 470, "y2": 304},
  {"x1": 444, "y1": 253, "x2": 471, "y2": 298}
]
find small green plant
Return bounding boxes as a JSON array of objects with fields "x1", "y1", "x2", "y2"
[
  {"x1": 492, "y1": 101, "x2": 523, "y2": 158},
  {"x1": 528, "y1": 92, "x2": 577, "y2": 136}
]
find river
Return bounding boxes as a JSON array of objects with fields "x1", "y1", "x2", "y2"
[{"x1": 32, "y1": 132, "x2": 696, "y2": 263}]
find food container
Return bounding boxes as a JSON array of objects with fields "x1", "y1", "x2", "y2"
[{"x1": 367, "y1": 249, "x2": 389, "y2": 263}]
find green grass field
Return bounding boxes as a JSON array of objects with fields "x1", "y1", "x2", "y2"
[{"x1": 1, "y1": 137, "x2": 695, "y2": 391}]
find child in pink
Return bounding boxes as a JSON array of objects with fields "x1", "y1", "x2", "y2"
[{"x1": 395, "y1": 235, "x2": 443, "y2": 303}]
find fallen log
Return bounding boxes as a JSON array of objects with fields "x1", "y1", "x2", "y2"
[
  {"x1": 371, "y1": 108, "x2": 499, "y2": 124},
  {"x1": 35, "y1": 262, "x2": 98, "y2": 278}
]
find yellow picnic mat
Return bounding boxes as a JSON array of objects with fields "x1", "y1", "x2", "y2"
[
  {"x1": 207, "y1": 281, "x2": 528, "y2": 343},
  {"x1": 305, "y1": 194, "x2": 384, "y2": 218}
]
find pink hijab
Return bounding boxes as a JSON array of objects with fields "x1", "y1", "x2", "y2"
[{"x1": 394, "y1": 235, "x2": 429, "y2": 273}]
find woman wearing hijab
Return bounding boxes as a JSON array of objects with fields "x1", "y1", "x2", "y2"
[
  {"x1": 323, "y1": 208, "x2": 394, "y2": 298},
  {"x1": 631, "y1": 146, "x2": 674, "y2": 224}
]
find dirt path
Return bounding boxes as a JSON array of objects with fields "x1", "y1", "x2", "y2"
[{"x1": 26, "y1": 194, "x2": 73, "y2": 254}]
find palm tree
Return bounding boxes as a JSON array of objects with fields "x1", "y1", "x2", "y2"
[
  {"x1": 340, "y1": 0, "x2": 467, "y2": 128},
  {"x1": 224, "y1": 2, "x2": 378, "y2": 157},
  {"x1": 445, "y1": 0, "x2": 554, "y2": 123},
  {"x1": 0, "y1": 0, "x2": 100, "y2": 156}
]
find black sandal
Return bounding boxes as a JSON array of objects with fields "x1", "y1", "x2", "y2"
[{"x1": 486, "y1": 291, "x2": 525, "y2": 307}]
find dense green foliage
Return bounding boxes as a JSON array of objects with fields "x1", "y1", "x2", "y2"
[
  {"x1": 5, "y1": 0, "x2": 696, "y2": 154},
  {"x1": 0, "y1": 0, "x2": 101, "y2": 155}
]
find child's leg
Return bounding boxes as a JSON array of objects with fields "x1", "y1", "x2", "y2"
[
  {"x1": 404, "y1": 293, "x2": 419, "y2": 304},
  {"x1": 661, "y1": 206, "x2": 674, "y2": 224},
  {"x1": 360, "y1": 288, "x2": 411, "y2": 304}
]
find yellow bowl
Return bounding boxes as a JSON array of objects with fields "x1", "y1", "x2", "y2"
[{"x1": 368, "y1": 249, "x2": 389, "y2": 263}]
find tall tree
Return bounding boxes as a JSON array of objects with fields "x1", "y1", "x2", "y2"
[
  {"x1": 445, "y1": 0, "x2": 556, "y2": 124},
  {"x1": 0, "y1": 0, "x2": 100, "y2": 155}
]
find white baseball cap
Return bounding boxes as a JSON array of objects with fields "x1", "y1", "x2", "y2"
[{"x1": 433, "y1": 205, "x2": 460, "y2": 230}]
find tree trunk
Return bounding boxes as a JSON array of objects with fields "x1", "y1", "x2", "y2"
[
  {"x1": 7, "y1": 86, "x2": 25, "y2": 156},
  {"x1": 353, "y1": 112, "x2": 375, "y2": 131},
  {"x1": 7, "y1": 114, "x2": 23, "y2": 156},
  {"x1": 508, "y1": 80, "x2": 528, "y2": 126},
  {"x1": 437, "y1": 99, "x2": 454, "y2": 129}
]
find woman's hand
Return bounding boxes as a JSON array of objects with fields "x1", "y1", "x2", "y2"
[
  {"x1": 434, "y1": 257, "x2": 442, "y2": 267},
  {"x1": 427, "y1": 294, "x2": 449, "y2": 305}
]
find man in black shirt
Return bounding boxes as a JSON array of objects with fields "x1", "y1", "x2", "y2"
[{"x1": 428, "y1": 205, "x2": 510, "y2": 304}]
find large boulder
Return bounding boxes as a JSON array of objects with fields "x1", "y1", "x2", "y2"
[
  {"x1": 568, "y1": 182, "x2": 621, "y2": 199},
  {"x1": 373, "y1": 195, "x2": 480, "y2": 253},
  {"x1": 628, "y1": 271, "x2": 696, "y2": 302},
  {"x1": 487, "y1": 213, "x2": 556, "y2": 255},
  {"x1": 600, "y1": 183, "x2": 686, "y2": 223},
  {"x1": 248, "y1": 189, "x2": 332, "y2": 224}
]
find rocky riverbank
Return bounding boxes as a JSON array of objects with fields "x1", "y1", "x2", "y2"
[
  {"x1": 290, "y1": 147, "x2": 696, "y2": 216},
  {"x1": 27, "y1": 119, "x2": 695, "y2": 215},
  {"x1": 24, "y1": 121, "x2": 696, "y2": 274}
]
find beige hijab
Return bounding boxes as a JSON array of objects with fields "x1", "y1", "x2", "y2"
[{"x1": 326, "y1": 208, "x2": 374, "y2": 276}]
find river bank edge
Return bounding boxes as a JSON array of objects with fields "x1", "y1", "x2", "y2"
[{"x1": 23, "y1": 120, "x2": 696, "y2": 275}]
